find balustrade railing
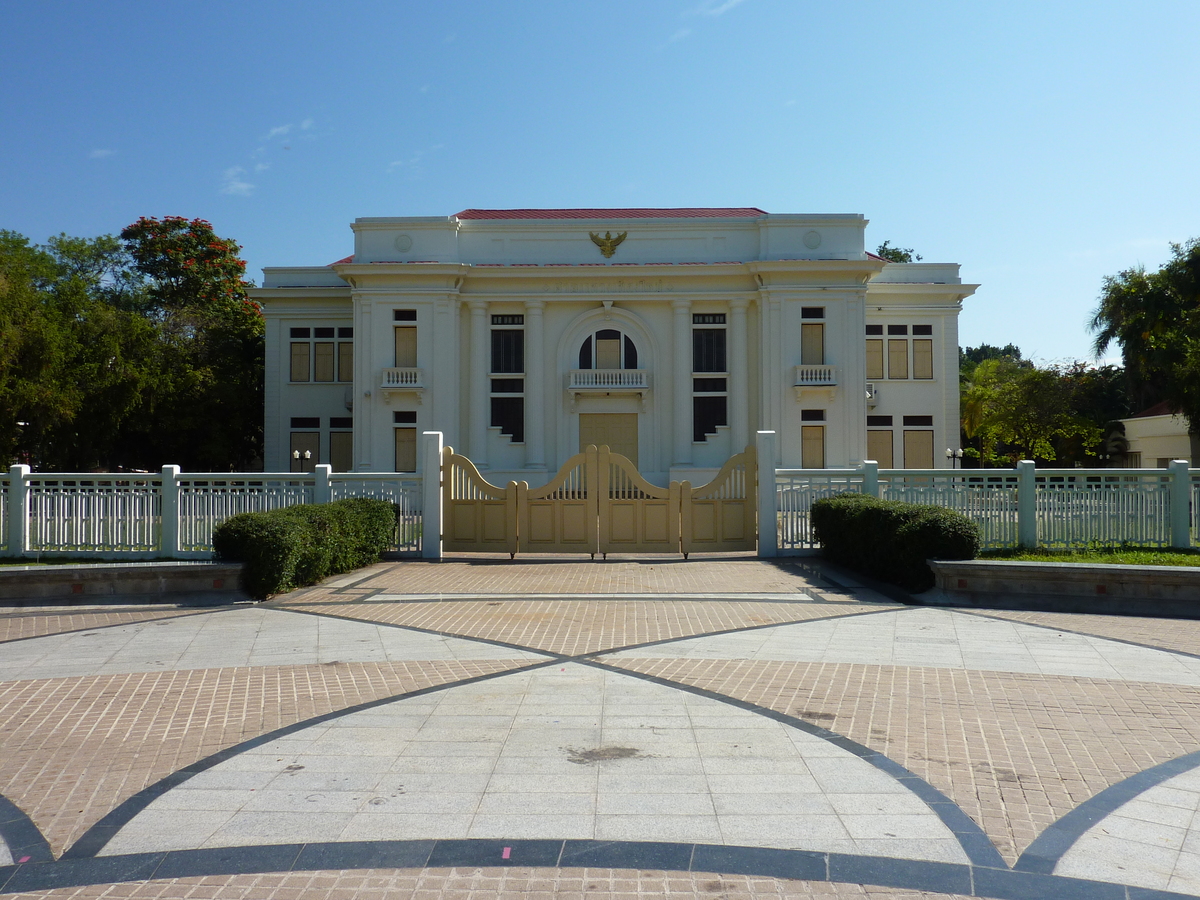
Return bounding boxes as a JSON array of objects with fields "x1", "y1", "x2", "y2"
[
  {"x1": 567, "y1": 369, "x2": 650, "y2": 390},
  {"x1": 2, "y1": 465, "x2": 422, "y2": 559},
  {"x1": 775, "y1": 460, "x2": 1195, "y2": 553},
  {"x1": 381, "y1": 367, "x2": 423, "y2": 389},
  {"x1": 794, "y1": 365, "x2": 838, "y2": 386}
]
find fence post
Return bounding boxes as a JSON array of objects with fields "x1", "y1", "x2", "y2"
[
  {"x1": 422, "y1": 431, "x2": 444, "y2": 560},
  {"x1": 160, "y1": 465, "x2": 181, "y2": 558},
  {"x1": 313, "y1": 464, "x2": 333, "y2": 505},
  {"x1": 1170, "y1": 459, "x2": 1192, "y2": 549},
  {"x1": 5, "y1": 465, "x2": 30, "y2": 558},
  {"x1": 756, "y1": 430, "x2": 777, "y2": 558},
  {"x1": 1017, "y1": 460, "x2": 1037, "y2": 548},
  {"x1": 861, "y1": 460, "x2": 879, "y2": 498}
]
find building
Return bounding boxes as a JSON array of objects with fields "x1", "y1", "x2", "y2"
[
  {"x1": 252, "y1": 208, "x2": 977, "y2": 483},
  {"x1": 1118, "y1": 401, "x2": 1195, "y2": 467}
]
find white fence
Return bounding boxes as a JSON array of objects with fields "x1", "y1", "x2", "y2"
[
  {"x1": 772, "y1": 458, "x2": 1196, "y2": 554},
  {"x1": 1, "y1": 465, "x2": 422, "y2": 560}
]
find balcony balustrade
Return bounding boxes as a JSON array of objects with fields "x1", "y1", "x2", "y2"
[
  {"x1": 567, "y1": 369, "x2": 650, "y2": 408},
  {"x1": 381, "y1": 367, "x2": 424, "y2": 390}
]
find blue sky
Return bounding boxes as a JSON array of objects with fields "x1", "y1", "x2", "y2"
[{"x1": 3, "y1": 0, "x2": 1197, "y2": 365}]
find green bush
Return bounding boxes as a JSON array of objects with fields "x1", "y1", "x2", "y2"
[
  {"x1": 213, "y1": 498, "x2": 397, "y2": 599},
  {"x1": 811, "y1": 492, "x2": 979, "y2": 591}
]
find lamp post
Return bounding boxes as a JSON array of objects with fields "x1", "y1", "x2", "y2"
[{"x1": 945, "y1": 448, "x2": 963, "y2": 469}]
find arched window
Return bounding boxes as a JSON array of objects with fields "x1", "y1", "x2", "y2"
[{"x1": 579, "y1": 328, "x2": 639, "y2": 369}]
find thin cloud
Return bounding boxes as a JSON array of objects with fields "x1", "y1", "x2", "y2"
[
  {"x1": 254, "y1": 162, "x2": 271, "y2": 173},
  {"x1": 265, "y1": 124, "x2": 293, "y2": 140},
  {"x1": 691, "y1": 0, "x2": 748, "y2": 14},
  {"x1": 669, "y1": 27, "x2": 692, "y2": 42},
  {"x1": 300, "y1": 118, "x2": 313, "y2": 130},
  {"x1": 220, "y1": 166, "x2": 254, "y2": 196},
  {"x1": 89, "y1": 148, "x2": 114, "y2": 159}
]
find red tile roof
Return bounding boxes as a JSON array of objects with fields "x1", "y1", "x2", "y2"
[
  {"x1": 328, "y1": 254, "x2": 354, "y2": 266},
  {"x1": 1130, "y1": 400, "x2": 1177, "y2": 418},
  {"x1": 454, "y1": 208, "x2": 767, "y2": 220}
]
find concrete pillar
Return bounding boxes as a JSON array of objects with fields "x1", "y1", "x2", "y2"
[
  {"x1": 1170, "y1": 459, "x2": 1192, "y2": 549},
  {"x1": 756, "y1": 431, "x2": 777, "y2": 557},
  {"x1": 313, "y1": 464, "x2": 333, "y2": 504},
  {"x1": 728, "y1": 298, "x2": 749, "y2": 451},
  {"x1": 5, "y1": 465, "x2": 30, "y2": 557},
  {"x1": 160, "y1": 465, "x2": 181, "y2": 558},
  {"x1": 422, "y1": 431, "x2": 444, "y2": 559},
  {"x1": 1017, "y1": 460, "x2": 1037, "y2": 548},
  {"x1": 673, "y1": 298, "x2": 692, "y2": 466},
  {"x1": 860, "y1": 459, "x2": 879, "y2": 498},
  {"x1": 524, "y1": 300, "x2": 545, "y2": 469},
  {"x1": 468, "y1": 300, "x2": 489, "y2": 468}
]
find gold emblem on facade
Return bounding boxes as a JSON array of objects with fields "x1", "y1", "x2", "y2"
[{"x1": 589, "y1": 230, "x2": 627, "y2": 258}]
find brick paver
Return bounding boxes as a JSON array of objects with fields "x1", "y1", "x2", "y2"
[
  {"x1": 606, "y1": 656, "x2": 1200, "y2": 864},
  {"x1": 320, "y1": 555, "x2": 846, "y2": 597},
  {"x1": 0, "y1": 660, "x2": 532, "y2": 856},
  {"x1": 278, "y1": 598, "x2": 892, "y2": 656},
  {"x1": 0, "y1": 607, "x2": 205, "y2": 644},
  {"x1": 0, "y1": 867, "x2": 975, "y2": 900}
]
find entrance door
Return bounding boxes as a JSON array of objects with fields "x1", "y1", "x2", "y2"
[{"x1": 580, "y1": 413, "x2": 638, "y2": 466}]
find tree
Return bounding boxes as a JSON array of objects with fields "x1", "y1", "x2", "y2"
[
  {"x1": 875, "y1": 241, "x2": 923, "y2": 263},
  {"x1": 1091, "y1": 238, "x2": 1200, "y2": 427},
  {"x1": 118, "y1": 217, "x2": 264, "y2": 469}
]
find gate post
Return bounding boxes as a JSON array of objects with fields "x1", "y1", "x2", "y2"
[
  {"x1": 5, "y1": 465, "x2": 30, "y2": 558},
  {"x1": 160, "y1": 465, "x2": 181, "y2": 558},
  {"x1": 756, "y1": 431, "x2": 777, "y2": 558},
  {"x1": 1170, "y1": 459, "x2": 1192, "y2": 549},
  {"x1": 313, "y1": 464, "x2": 333, "y2": 505},
  {"x1": 1017, "y1": 460, "x2": 1038, "y2": 549},
  {"x1": 422, "y1": 431, "x2": 444, "y2": 560}
]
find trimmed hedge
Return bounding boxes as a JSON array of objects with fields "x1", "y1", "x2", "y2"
[
  {"x1": 213, "y1": 498, "x2": 397, "y2": 599},
  {"x1": 810, "y1": 492, "x2": 979, "y2": 592}
]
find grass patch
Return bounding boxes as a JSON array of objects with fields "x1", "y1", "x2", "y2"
[{"x1": 980, "y1": 547, "x2": 1200, "y2": 567}]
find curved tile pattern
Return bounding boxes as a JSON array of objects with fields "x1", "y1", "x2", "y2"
[
  {"x1": 605, "y1": 607, "x2": 1200, "y2": 685},
  {"x1": 1053, "y1": 757, "x2": 1200, "y2": 894},
  {"x1": 98, "y1": 664, "x2": 971, "y2": 865},
  {"x1": 0, "y1": 608, "x2": 545, "y2": 681}
]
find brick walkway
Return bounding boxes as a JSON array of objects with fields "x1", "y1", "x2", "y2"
[{"x1": 2, "y1": 557, "x2": 1200, "y2": 899}]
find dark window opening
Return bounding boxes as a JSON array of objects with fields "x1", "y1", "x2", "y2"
[
  {"x1": 801, "y1": 307, "x2": 825, "y2": 319},
  {"x1": 913, "y1": 324, "x2": 933, "y2": 335},
  {"x1": 393, "y1": 411, "x2": 417, "y2": 424},
  {"x1": 491, "y1": 329, "x2": 524, "y2": 374},
  {"x1": 624, "y1": 335, "x2": 638, "y2": 369},
  {"x1": 289, "y1": 327, "x2": 310, "y2": 338},
  {"x1": 491, "y1": 378, "x2": 524, "y2": 393},
  {"x1": 290, "y1": 417, "x2": 320, "y2": 428},
  {"x1": 866, "y1": 324, "x2": 883, "y2": 335},
  {"x1": 693, "y1": 396, "x2": 727, "y2": 442},
  {"x1": 867, "y1": 415, "x2": 893, "y2": 427},
  {"x1": 579, "y1": 336, "x2": 592, "y2": 369},
  {"x1": 492, "y1": 314, "x2": 524, "y2": 326},
  {"x1": 314, "y1": 327, "x2": 335, "y2": 338},
  {"x1": 693, "y1": 313, "x2": 726, "y2": 325},
  {"x1": 393, "y1": 310, "x2": 416, "y2": 321},
  {"x1": 693, "y1": 329, "x2": 726, "y2": 372},
  {"x1": 801, "y1": 409, "x2": 826, "y2": 422},
  {"x1": 330, "y1": 417, "x2": 353, "y2": 429},
  {"x1": 337, "y1": 327, "x2": 353, "y2": 338},
  {"x1": 888, "y1": 324, "x2": 909, "y2": 335},
  {"x1": 491, "y1": 397, "x2": 524, "y2": 442},
  {"x1": 903, "y1": 415, "x2": 933, "y2": 426},
  {"x1": 693, "y1": 378, "x2": 727, "y2": 393}
]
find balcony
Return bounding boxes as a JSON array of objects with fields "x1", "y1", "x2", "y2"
[
  {"x1": 381, "y1": 368, "x2": 424, "y2": 398},
  {"x1": 793, "y1": 364, "x2": 837, "y2": 399},
  {"x1": 567, "y1": 369, "x2": 650, "y2": 408}
]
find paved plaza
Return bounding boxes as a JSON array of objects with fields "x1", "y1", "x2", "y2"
[{"x1": 3, "y1": 555, "x2": 1200, "y2": 898}]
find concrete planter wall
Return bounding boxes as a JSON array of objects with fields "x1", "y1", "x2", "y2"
[{"x1": 0, "y1": 562, "x2": 248, "y2": 605}]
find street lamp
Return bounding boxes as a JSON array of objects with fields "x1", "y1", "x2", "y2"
[{"x1": 945, "y1": 448, "x2": 963, "y2": 469}]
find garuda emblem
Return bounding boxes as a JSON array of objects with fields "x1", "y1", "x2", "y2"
[{"x1": 589, "y1": 230, "x2": 627, "y2": 258}]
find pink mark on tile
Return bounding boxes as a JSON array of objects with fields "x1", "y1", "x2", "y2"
[
  {"x1": 502, "y1": 847, "x2": 511, "y2": 859},
  {"x1": 18, "y1": 856, "x2": 30, "y2": 863}
]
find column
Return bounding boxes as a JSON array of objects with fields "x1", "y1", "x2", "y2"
[
  {"x1": 353, "y1": 298, "x2": 372, "y2": 471},
  {"x1": 672, "y1": 298, "x2": 693, "y2": 467},
  {"x1": 524, "y1": 300, "x2": 545, "y2": 469},
  {"x1": 468, "y1": 300, "x2": 489, "y2": 467},
  {"x1": 728, "y1": 298, "x2": 749, "y2": 452}
]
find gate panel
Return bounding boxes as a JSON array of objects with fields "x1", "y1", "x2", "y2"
[
  {"x1": 517, "y1": 447, "x2": 598, "y2": 555},
  {"x1": 598, "y1": 446, "x2": 681, "y2": 555},
  {"x1": 682, "y1": 445, "x2": 757, "y2": 555},
  {"x1": 442, "y1": 447, "x2": 517, "y2": 555}
]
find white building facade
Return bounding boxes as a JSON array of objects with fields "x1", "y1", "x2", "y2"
[{"x1": 253, "y1": 208, "x2": 977, "y2": 483}]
